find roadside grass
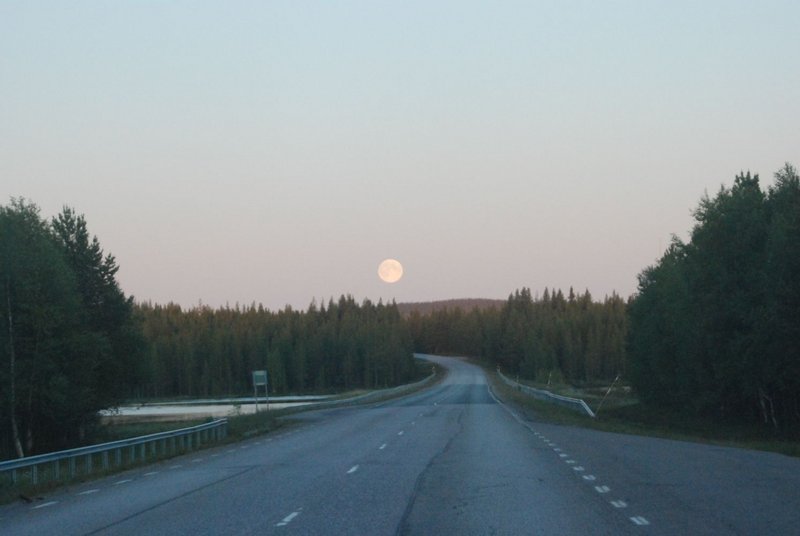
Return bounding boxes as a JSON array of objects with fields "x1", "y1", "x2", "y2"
[{"x1": 487, "y1": 368, "x2": 800, "y2": 458}]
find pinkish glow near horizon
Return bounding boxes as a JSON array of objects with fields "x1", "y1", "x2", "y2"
[{"x1": 2, "y1": 2, "x2": 798, "y2": 310}]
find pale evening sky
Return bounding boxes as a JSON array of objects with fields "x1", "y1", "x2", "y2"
[{"x1": 2, "y1": 1, "x2": 798, "y2": 310}]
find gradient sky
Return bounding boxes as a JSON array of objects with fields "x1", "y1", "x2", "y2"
[{"x1": 2, "y1": 1, "x2": 798, "y2": 310}]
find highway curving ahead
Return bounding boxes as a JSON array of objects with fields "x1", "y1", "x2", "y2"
[{"x1": 2, "y1": 355, "x2": 799, "y2": 535}]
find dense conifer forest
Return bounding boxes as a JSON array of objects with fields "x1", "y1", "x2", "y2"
[
  {"x1": 134, "y1": 297, "x2": 416, "y2": 399},
  {"x1": 407, "y1": 288, "x2": 628, "y2": 384}
]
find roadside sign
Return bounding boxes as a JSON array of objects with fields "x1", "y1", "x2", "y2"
[
  {"x1": 253, "y1": 370, "x2": 267, "y2": 386},
  {"x1": 252, "y1": 370, "x2": 269, "y2": 413}
]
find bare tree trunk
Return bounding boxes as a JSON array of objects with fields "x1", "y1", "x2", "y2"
[
  {"x1": 6, "y1": 279, "x2": 25, "y2": 458},
  {"x1": 758, "y1": 386, "x2": 779, "y2": 430}
]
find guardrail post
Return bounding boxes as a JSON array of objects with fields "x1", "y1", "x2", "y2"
[
  {"x1": 69, "y1": 457, "x2": 75, "y2": 478},
  {"x1": 115, "y1": 448, "x2": 121, "y2": 466},
  {"x1": 86, "y1": 454, "x2": 92, "y2": 475},
  {"x1": 32, "y1": 464, "x2": 38, "y2": 485},
  {"x1": 102, "y1": 451, "x2": 109, "y2": 470},
  {"x1": 53, "y1": 460, "x2": 60, "y2": 480},
  {"x1": 12, "y1": 468, "x2": 17, "y2": 485}
]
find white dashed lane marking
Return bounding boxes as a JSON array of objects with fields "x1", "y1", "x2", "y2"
[
  {"x1": 144, "y1": 471, "x2": 159, "y2": 476},
  {"x1": 398, "y1": 431, "x2": 404, "y2": 436},
  {"x1": 114, "y1": 479, "x2": 133, "y2": 485},
  {"x1": 78, "y1": 489, "x2": 99, "y2": 496},
  {"x1": 275, "y1": 509, "x2": 302, "y2": 527},
  {"x1": 494, "y1": 390, "x2": 652, "y2": 527},
  {"x1": 379, "y1": 443, "x2": 387, "y2": 450},
  {"x1": 32, "y1": 501, "x2": 58, "y2": 510},
  {"x1": 347, "y1": 465, "x2": 359, "y2": 474}
]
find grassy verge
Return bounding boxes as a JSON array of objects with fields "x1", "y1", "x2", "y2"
[{"x1": 486, "y1": 366, "x2": 800, "y2": 458}]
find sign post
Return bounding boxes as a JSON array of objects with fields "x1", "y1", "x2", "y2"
[{"x1": 252, "y1": 370, "x2": 268, "y2": 413}]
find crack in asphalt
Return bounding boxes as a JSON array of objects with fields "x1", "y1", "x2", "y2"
[{"x1": 395, "y1": 405, "x2": 467, "y2": 536}]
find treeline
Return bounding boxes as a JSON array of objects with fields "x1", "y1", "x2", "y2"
[
  {"x1": 408, "y1": 287, "x2": 628, "y2": 384},
  {"x1": 135, "y1": 296, "x2": 417, "y2": 399},
  {"x1": 628, "y1": 164, "x2": 800, "y2": 430},
  {"x1": 1, "y1": 200, "x2": 142, "y2": 457},
  {"x1": 396, "y1": 299, "x2": 505, "y2": 317}
]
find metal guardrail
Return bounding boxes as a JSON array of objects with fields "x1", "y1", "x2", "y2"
[
  {"x1": 0, "y1": 418, "x2": 228, "y2": 487},
  {"x1": 498, "y1": 370, "x2": 596, "y2": 418},
  {"x1": 296, "y1": 369, "x2": 438, "y2": 411}
]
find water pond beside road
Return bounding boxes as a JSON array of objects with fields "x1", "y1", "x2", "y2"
[{"x1": 100, "y1": 396, "x2": 331, "y2": 423}]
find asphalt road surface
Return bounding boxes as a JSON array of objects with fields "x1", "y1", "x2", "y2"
[{"x1": 2, "y1": 355, "x2": 799, "y2": 535}]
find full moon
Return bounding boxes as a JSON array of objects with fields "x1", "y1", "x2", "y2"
[{"x1": 378, "y1": 259, "x2": 403, "y2": 283}]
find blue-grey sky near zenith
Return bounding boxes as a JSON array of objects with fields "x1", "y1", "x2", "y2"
[{"x1": 2, "y1": 2, "x2": 798, "y2": 311}]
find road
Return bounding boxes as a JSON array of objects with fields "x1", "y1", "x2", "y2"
[{"x1": 2, "y1": 355, "x2": 799, "y2": 535}]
